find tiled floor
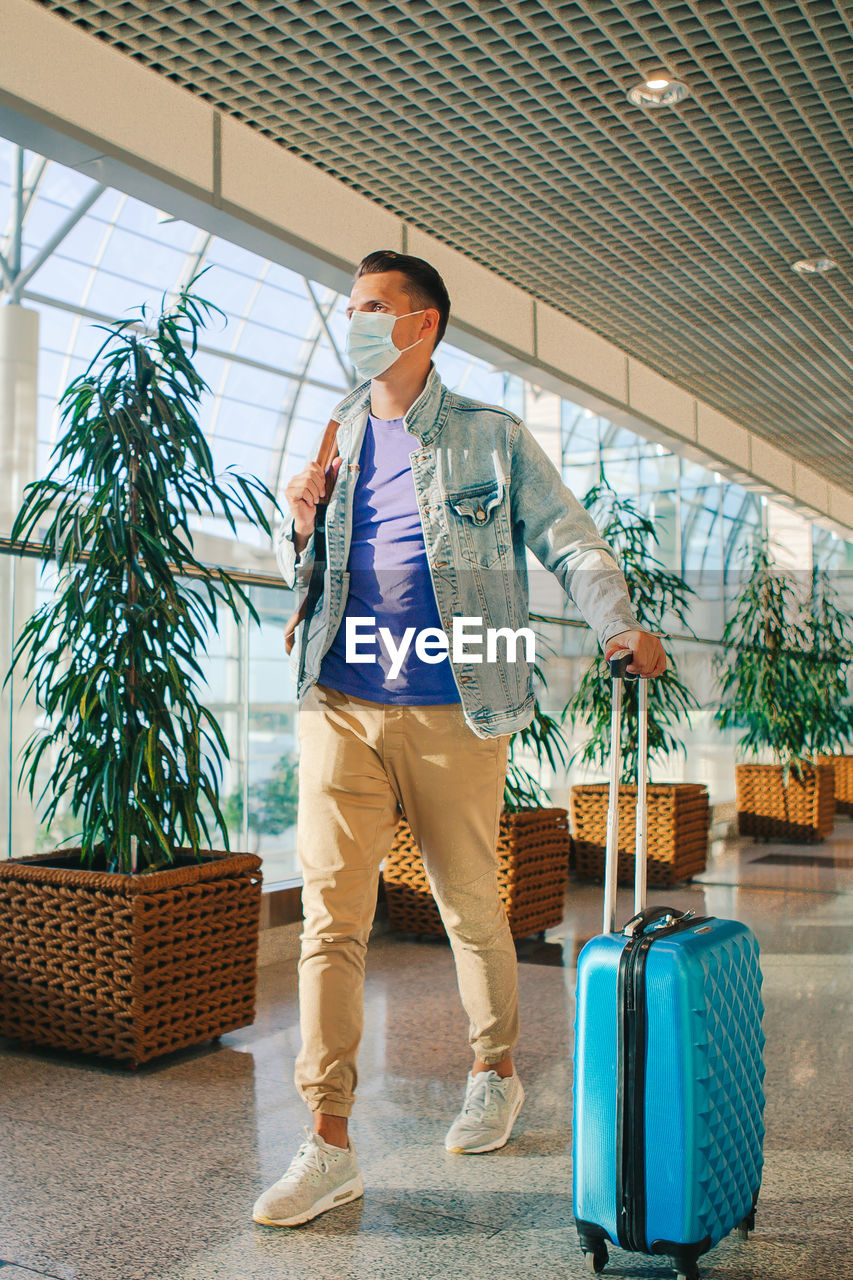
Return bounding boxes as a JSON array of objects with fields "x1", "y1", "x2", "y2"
[{"x1": 2, "y1": 822, "x2": 852, "y2": 1280}]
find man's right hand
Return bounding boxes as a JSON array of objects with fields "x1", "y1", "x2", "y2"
[{"x1": 284, "y1": 457, "x2": 342, "y2": 551}]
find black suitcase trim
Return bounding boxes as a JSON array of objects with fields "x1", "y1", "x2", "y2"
[
  {"x1": 650, "y1": 1235, "x2": 712, "y2": 1280},
  {"x1": 615, "y1": 915, "x2": 710, "y2": 1255}
]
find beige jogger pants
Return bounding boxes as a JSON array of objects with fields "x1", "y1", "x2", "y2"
[{"x1": 294, "y1": 681, "x2": 519, "y2": 1117}]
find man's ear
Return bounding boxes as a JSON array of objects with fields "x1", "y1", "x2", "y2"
[{"x1": 425, "y1": 306, "x2": 441, "y2": 347}]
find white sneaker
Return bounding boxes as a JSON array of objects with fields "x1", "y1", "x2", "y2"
[
  {"x1": 444, "y1": 1069, "x2": 525, "y2": 1154},
  {"x1": 252, "y1": 1129, "x2": 364, "y2": 1226}
]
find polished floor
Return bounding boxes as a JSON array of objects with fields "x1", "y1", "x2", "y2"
[{"x1": 2, "y1": 822, "x2": 852, "y2": 1280}]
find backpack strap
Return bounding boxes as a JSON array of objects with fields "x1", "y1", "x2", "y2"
[{"x1": 283, "y1": 417, "x2": 341, "y2": 656}]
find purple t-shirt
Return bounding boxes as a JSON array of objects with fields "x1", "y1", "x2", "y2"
[{"x1": 318, "y1": 413, "x2": 460, "y2": 703}]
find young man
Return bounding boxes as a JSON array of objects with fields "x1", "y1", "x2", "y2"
[{"x1": 255, "y1": 250, "x2": 666, "y2": 1227}]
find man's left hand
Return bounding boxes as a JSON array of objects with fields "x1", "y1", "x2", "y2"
[{"x1": 604, "y1": 630, "x2": 667, "y2": 678}]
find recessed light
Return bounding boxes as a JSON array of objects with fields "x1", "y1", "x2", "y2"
[
  {"x1": 627, "y1": 77, "x2": 691, "y2": 108},
  {"x1": 791, "y1": 255, "x2": 838, "y2": 274}
]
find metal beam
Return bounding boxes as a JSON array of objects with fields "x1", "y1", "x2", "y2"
[
  {"x1": 600, "y1": 420, "x2": 625, "y2": 453},
  {"x1": 174, "y1": 229, "x2": 214, "y2": 295},
  {"x1": 305, "y1": 278, "x2": 352, "y2": 384},
  {"x1": 11, "y1": 146, "x2": 23, "y2": 281},
  {"x1": 19, "y1": 154, "x2": 48, "y2": 224},
  {"x1": 452, "y1": 353, "x2": 480, "y2": 397},
  {"x1": 559, "y1": 402, "x2": 587, "y2": 470},
  {"x1": 269, "y1": 286, "x2": 348, "y2": 505},
  {"x1": 0, "y1": 248, "x2": 13, "y2": 293},
  {"x1": 188, "y1": 247, "x2": 268, "y2": 455},
  {"x1": 19, "y1": 289, "x2": 350, "y2": 399},
  {"x1": 14, "y1": 182, "x2": 107, "y2": 295},
  {"x1": 723, "y1": 491, "x2": 760, "y2": 566},
  {"x1": 0, "y1": 147, "x2": 23, "y2": 293},
  {"x1": 682, "y1": 485, "x2": 712, "y2": 552}
]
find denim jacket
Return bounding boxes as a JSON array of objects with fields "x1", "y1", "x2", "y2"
[{"x1": 274, "y1": 362, "x2": 641, "y2": 738}]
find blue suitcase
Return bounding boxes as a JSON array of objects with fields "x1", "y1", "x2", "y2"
[{"x1": 572, "y1": 656, "x2": 766, "y2": 1280}]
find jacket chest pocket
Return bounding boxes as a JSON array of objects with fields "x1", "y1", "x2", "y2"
[{"x1": 445, "y1": 480, "x2": 508, "y2": 568}]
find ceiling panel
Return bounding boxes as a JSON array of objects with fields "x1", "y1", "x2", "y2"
[{"x1": 33, "y1": 0, "x2": 853, "y2": 489}]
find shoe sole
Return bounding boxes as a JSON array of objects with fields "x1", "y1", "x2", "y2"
[
  {"x1": 445, "y1": 1086, "x2": 525, "y2": 1154},
  {"x1": 252, "y1": 1174, "x2": 364, "y2": 1227}
]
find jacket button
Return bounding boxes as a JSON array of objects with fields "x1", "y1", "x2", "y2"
[{"x1": 475, "y1": 508, "x2": 486, "y2": 522}]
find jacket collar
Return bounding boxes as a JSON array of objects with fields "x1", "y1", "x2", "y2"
[{"x1": 331, "y1": 361, "x2": 450, "y2": 447}]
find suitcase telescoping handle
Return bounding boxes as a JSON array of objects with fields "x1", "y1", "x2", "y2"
[{"x1": 603, "y1": 648, "x2": 649, "y2": 935}]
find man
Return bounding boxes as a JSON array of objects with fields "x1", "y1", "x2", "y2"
[{"x1": 254, "y1": 250, "x2": 666, "y2": 1227}]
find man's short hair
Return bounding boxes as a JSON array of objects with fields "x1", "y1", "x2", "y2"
[{"x1": 355, "y1": 250, "x2": 451, "y2": 348}]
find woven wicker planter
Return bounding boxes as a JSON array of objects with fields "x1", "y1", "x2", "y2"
[
  {"x1": 382, "y1": 808, "x2": 570, "y2": 940},
  {"x1": 569, "y1": 783, "x2": 710, "y2": 887},
  {"x1": 817, "y1": 754, "x2": 853, "y2": 816},
  {"x1": 735, "y1": 762, "x2": 835, "y2": 842},
  {"x1": 0, "y1": 848, "x2": 262, "y2": 1066}
]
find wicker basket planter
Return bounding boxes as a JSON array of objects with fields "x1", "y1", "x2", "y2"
[
  {"x1": 817, "y1": 754, "x2": 853, "y2": 816},
  {"x1": 735, "y1": 762, "x2": 835, "y2": 842},
  {"x1": 382, "y1": 808, "x2": 570, "y2": 940},
  {"x1": 0, "y1": 848, "x2": 262, "y2": 1066},
  {"x1": 569, "y1": 783, "x2": 710, "y2": 886}
]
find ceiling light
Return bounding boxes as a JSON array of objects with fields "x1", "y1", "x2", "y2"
[
  {"x1": 627, "y1": 77, "x2": 691, "y2": 108},
  {"x1": 791, "y1": 255, "x2": 838, "y2": 274}
]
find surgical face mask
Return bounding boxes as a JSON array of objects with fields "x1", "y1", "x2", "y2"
[{"x1": 345, "y1": 308, "x2": 426, "y2": 380}]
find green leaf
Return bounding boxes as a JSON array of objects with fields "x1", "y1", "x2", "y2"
[{"x1": 5, "y1": 284, "x2": 277, "y2": 872}]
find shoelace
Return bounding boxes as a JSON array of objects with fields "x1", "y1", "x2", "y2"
[
  {"x1": 462, "y1": 1072, "x2": 503, "y2": 1117},
  {"x1": 282, "y1": 1128, "x2": 330, "y2": 1180}
]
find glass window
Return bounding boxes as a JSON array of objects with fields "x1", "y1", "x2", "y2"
[{"x1": 4, "y1": 134, "x2": 844, "y2": 875}]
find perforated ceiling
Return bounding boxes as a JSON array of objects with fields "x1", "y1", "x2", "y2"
[{"x1": 34, "y1": 1, "x2": 853, "y2": 490}]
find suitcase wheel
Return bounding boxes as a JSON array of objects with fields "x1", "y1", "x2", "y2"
[
  {"x1": 738, "y1": 1205, "x2": 757, "y2": 1240},
  {"x1": 583, "y1": 1245, "x2": 608, "y2": 1274}
]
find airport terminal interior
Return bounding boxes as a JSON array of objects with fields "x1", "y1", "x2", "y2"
[{"x1": 1, "y1": 3, "x2": 852, "y2": 1278}]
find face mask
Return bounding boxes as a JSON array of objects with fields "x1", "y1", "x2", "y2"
[{"x1": 345, "y1": 308, "x2": 426, "y2": 380}]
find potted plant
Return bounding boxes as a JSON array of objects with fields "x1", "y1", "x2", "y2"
[
  {"x1": 382, "y1": 659, "x2": 573, "y2": 940},
  {"x1": 567, "y1": 472, "x2": 709, "y2": 886},
  {"x1": 810, "y1": 565, "x2": 853, "y2": 815},
  {"x1": 717, "y1": 544, "x2": 849, "y2": 841},
  {"x1": 0, "y1": 274, "x2": 277, "y2": 1066}
]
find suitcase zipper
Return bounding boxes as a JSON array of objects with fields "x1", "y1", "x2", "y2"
[
  {"x1": 616, "y1": 916, "x2": 710, "y2": 1255},
  {"x1": 616, "y1": 930, "x2": 650, "y2": 1253}
]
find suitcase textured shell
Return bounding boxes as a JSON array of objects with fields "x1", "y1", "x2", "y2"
[{"x1": 573, "y1": 917, "x2": 765, "y2": 1255}]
